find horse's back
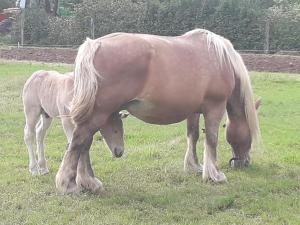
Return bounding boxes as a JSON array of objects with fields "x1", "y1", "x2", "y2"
[
  {"x1": 23, "y1": 70, "x2": 73, "y2": 118},
  {"x1": 23, "y1": 70, "x2": 50, "y2": 107},
  {"x1": 91, "y1": 31, "x2": 235, "y2": 124}
]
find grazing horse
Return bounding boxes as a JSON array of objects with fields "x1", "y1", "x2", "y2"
[
  {"x1": 56, "y1": 29, "x2": 261, "y2": 194},
  {"x1": 23, "y1": 70, "x2": 126, "y2": 175}
]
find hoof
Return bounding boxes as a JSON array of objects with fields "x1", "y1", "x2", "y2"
[
  {"x1": 39, "y1": 167, "x2": 49, "y2": 175},
  {"x1": 76, "y1": 176, "x2": 105, "y2": 194},
  {"x1": 184, "y1": 164, "x2": 203, "y2": 175},
  {"x1": 30, "y1": 164, "x2": 40, "y2": 176},
  {"x1": 56, "y1": 172, "x2": 78, "y2": 194},
  {"x1": 213, "y1": 171, "x2": 228, "y2": 183},
  {"x1": 203, "y1": 168, "x2": 228, "y2": 183}
]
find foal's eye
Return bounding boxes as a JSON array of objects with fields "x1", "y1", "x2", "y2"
[{"x1": 114, "y1": 130, "x2": 118, "y2": 134}]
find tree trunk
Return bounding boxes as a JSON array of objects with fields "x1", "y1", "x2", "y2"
[
  {"x1": 25, "y1": 0, "x2": 31, "y2": 8},
  {"x1": 44, "y1": 0, "x2": 59, "y2": 16},
  {"x1": 52, "y1": 0, "x2": 59, "y2": 16},
  {"x1": 45, "y1": 0, "x2": 51, "y2": 14}
]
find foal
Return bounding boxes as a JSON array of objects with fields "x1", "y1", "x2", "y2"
[
  {"x1": 23, "y1": 70, "x2": 128, "y2": 175},
  {"x1": 23, "y1": 70, "x2": 74, "y2": 175}
]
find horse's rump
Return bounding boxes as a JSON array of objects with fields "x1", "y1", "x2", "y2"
[{"x1": 23, "y1": 70, "x2": 74, "y2": 118}]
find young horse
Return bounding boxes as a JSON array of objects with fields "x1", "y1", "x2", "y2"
[
  {"x1": 23, "y1": 70, "x2": 126, "y2": 176},
  {"x1": 56, "y1": 29, "x2": 261, "y2": 194}
]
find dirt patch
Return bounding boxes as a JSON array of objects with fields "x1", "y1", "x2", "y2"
[
  {"x1": 0, "y1": 47, "x2": 77, "y2": 64},
  {"x1": 241, "y1": 53, "x2": 300, "y2": 74},
  {"x1": 1, "y1": 46, "x2": 300, "y2": 73}
]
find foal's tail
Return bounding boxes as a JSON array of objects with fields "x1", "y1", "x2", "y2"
[
  {"x1": 71, "y1": 38, "x2": 102, "y2": 123},
  {"x1": 206, "y1": 31, "x2": 261, "y2": 146}
]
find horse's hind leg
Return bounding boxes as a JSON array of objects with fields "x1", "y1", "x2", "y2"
[
  {"x1": 24, "y1": 107, "x2": 40, "y2": 175},
  {"x1": 203, "y1": 102, "x2": 227, "y2": 183},
  {"x1": 184, "y1": 113, "x2": 203, "y2": 174},
  {"x1": 36, "y1": 114, "x2": 52, "y2": 175}
]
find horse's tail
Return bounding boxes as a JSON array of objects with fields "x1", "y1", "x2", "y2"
[
  {"x1": 206, "y1": 31, "x2": 261, "y2": 147},
  {"x1": 71, "y1": 38, "x2": 102, "y2": 123}
]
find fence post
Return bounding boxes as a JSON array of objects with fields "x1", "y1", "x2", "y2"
[
  {"x1": 90, "y1": 17, "x2": 95, "y2": 39},
  {"x1": 20, "y1": 9, "x2": 25, "y2": 46},
  {"x1": 264, "y1": 19, "x2": 270, "y2": 54}
]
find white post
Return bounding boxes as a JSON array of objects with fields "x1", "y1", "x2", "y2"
[
  {"x1": 20, "y1": 10, "x2": 25, "y2": 46},
  {"x1": 264, "y1": 19, "x2": 270, "y2": 54},
  {"x1": 90, "y1": 17, "x2": 95, "y2": 39},
  {"x1": 19, "y1": 0, "x2": 27, "y2": 47}
]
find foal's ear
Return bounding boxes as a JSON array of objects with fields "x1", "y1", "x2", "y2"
[
  {"x1": 255, "y1": 98, "x2": 262, "y2": 110},
  {"x1": 119, "y1": 111, "x2": 129, "y2": 119}
]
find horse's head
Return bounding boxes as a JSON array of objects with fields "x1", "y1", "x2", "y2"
[
  {"x1": 100, "y1": 111, "x2": 129, "y2": 158},
  {"x1": 226, "y1": 99, "x2": 261, "y2": 168}
]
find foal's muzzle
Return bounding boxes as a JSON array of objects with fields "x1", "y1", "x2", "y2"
[
  {"x1": 114, "y1": 147, "x2": 124, "y2": 158},
  {"x1": 229, "y1": 157, "x2": 250, "y2": 168}
]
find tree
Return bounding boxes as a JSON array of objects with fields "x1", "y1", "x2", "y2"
[
  {"x1": 0, "y1": 0, "x2": 15, "y2": 11},
  {"x1": 38, "y1": 0, "x2": 59, "y2": 16}
]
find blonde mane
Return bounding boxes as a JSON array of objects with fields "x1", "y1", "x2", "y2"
[{"x1": 187, "y1": 29, "x2": 261, "y2": 147}]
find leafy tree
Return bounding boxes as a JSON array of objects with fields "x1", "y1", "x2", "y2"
[
  {"x1": 7, "y1": 0, "x2": 300, "y2": 51},
  {"x1": 0, "y1": 0, "x2": 15, "y2": 11}
]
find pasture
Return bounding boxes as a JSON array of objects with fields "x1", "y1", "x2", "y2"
[{"x1": 0, "y1": 60, "x2": 299, "y2": 225}]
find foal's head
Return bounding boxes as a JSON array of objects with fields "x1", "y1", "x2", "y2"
[
  {"x1": 226, "y1": 99, "x2": 261, "y2": 168},
  {"x1": 100, "y1": 111, "x2": 129, "y2": 158}
]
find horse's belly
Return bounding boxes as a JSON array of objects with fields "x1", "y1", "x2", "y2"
[
  {"x1": 125, "y1": 99, "x2": 192, "y2": 124},
  {"x1": 40, "y1": 101, "x2": 60, "y2": 118}
]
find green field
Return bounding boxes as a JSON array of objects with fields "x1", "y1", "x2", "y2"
[{"x1": 0, "y1": 60, "x2": 299, "y2": 225}]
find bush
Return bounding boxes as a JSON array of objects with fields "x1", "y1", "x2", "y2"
[{"x1": 6, "y1": 0, "x2": 300, "y2": 51}]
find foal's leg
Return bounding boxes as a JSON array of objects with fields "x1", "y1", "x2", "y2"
[
  {"x1": 202, "y1": 103, "x2": 227, "y2": 183},
  {"x1": 184, "y1": 113, "x2": 203, "y2": 173},
  {"x1": 36, "y1": 114, "x2": 52, "y2": 175},
  {"x1": 24, "y1": 108, "x2": 40, "y2": 175},
  {"x1": 61, "y1": 117, "x2": 74, "y2": 144}
]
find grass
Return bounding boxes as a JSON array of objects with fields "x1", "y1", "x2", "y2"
[{"x1": 0, "y1": 60, "x2": 299, "y2": 225}]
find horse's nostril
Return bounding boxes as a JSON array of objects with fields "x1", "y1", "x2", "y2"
[{"x1": 114, "y1": 147, "x2": 124, "y2": 158}]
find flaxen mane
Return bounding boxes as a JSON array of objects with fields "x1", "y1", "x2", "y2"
[{"x1": 188, "y1": 29, "x2": 261, "y2": 146}]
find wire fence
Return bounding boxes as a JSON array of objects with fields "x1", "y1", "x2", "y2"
[{"x1": 3, "y1": 43, "x2": 300, "y2": 56}]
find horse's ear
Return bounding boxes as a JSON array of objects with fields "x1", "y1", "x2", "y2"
[
  {"x1": 119, "y1": 111, "x2": 129, "y2": 119},
  {"x1": 255, "y1": 98, "x2": 262, "y2": 110}
]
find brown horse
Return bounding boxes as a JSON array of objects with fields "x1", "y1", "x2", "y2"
[{"x1": 56, "y1": 29, "x2": 261, "y2": 194}]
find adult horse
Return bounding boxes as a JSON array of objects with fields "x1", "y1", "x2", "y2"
[{"x1": 56, "y1": 29, "x2": 261, "y2": 194}]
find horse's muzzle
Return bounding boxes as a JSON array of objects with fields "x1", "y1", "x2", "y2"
[
  {"x1": 114, "y1": 147, "x2": 124, "y2": 158},
  {"x1": 229, "y1": 157, "x2": 250, "y2": 168}
]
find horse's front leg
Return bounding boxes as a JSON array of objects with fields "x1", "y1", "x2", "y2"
[
  {"x1": 184, "y1": 113, "x2": 203, "y2": 174},
  {"x1": 36, "y1": 114, "x2": 52, "y2": 175},
  {"x1": 56, "y1": 124, "x2": 95, "y2": 194},
  {"x1": 76, "y1": 150, "x2": 104, "y2": 193},
  {"x1": 202, "y1": 102, "x2": 227, "y2": 183}
]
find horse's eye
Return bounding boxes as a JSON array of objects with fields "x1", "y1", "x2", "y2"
[{"x1": 114, "y1": 130, "x2": 118, "y2": 134}]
